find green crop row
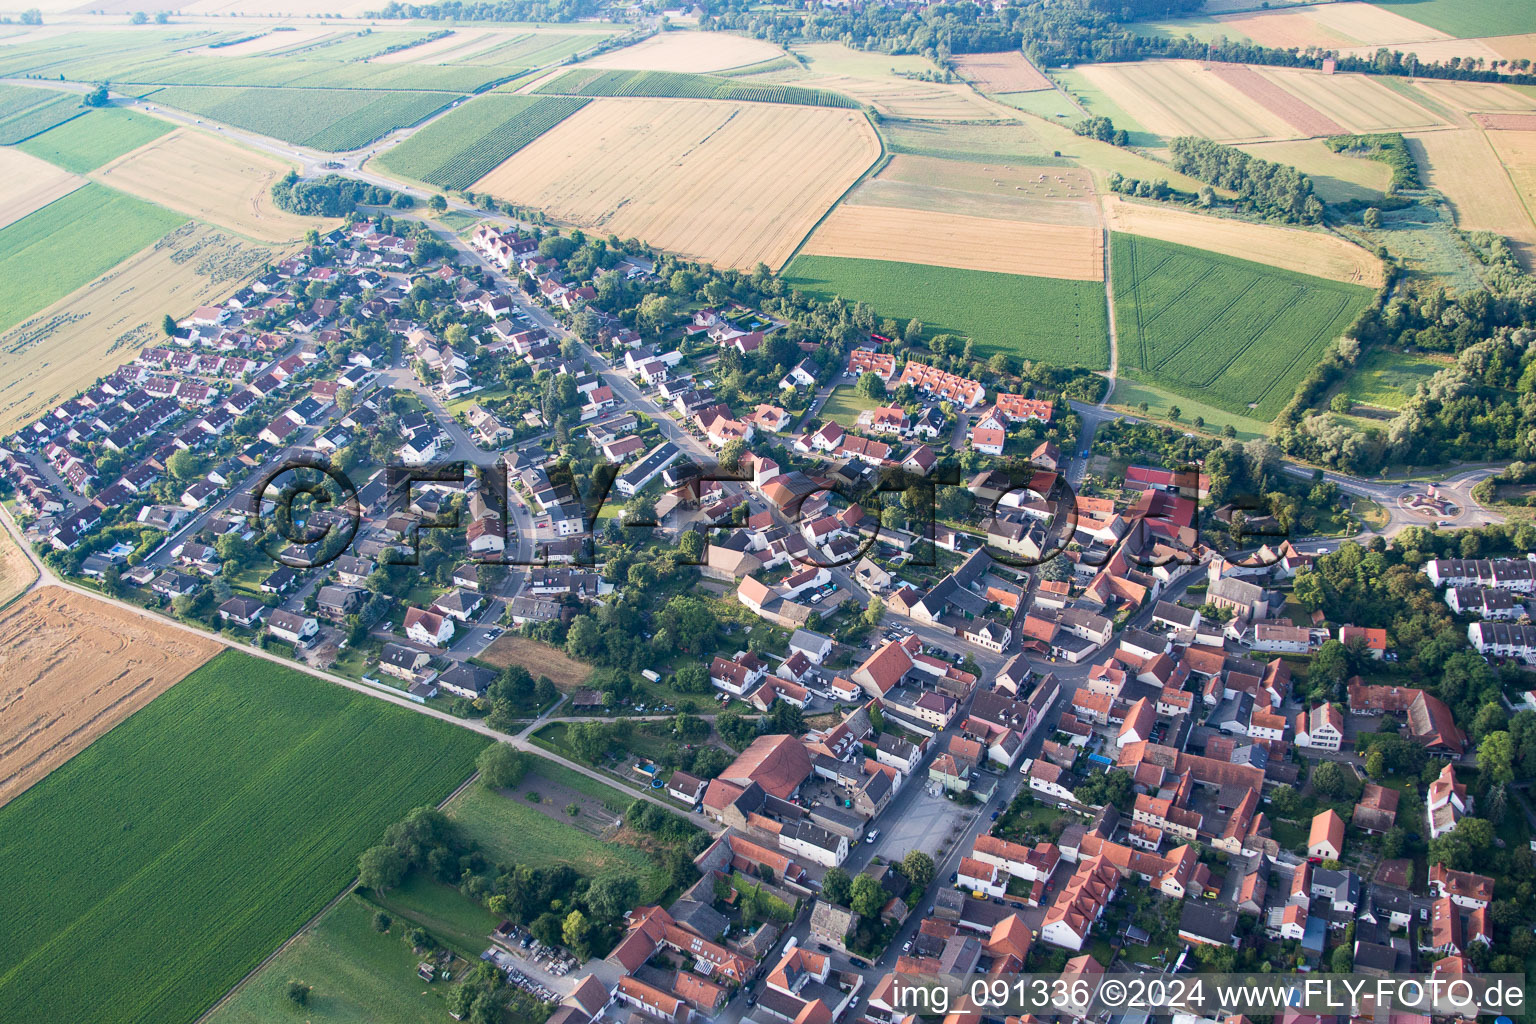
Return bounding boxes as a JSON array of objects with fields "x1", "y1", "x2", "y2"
[
  {"x1": 1112, "y1": 232, "x2": 1373, "y2": 420},
  {"x1": 0, "y1": 649, "x2": 487, "y2": 1024},
  {"x1": 151, "y1": 85, "x2": 455, "y2": 151},
  {"x1": 535, "y1": 67, "x2": 856, "y2": 107},
  {"x1": 376, "y1": 94, "x2": 588, "y2": 190},
  {"x1": 785, "y1": 255, "x2": 1110, "y2": 368}
]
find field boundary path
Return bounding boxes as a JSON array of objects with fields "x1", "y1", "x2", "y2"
[{"x1": 1100, "y1": 223, "x2": 1119, "y2": 407}]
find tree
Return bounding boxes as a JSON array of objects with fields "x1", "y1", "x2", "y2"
[
  {"x1": 1310, "y1": 760, "x2": 1360, "y2": 801},
  {"x1": 161, "y1": 313, "x2": 177, "y2": 336},
  {"x1": 849, "y1": 873, "x2": 885, "y2": 918},
  {"x1": 286, "y1": 981, "x2": 311, "y2": 1007},
  {"x1": 83, "y1": 83, "x2": 108, "y2": 106},
  {"x1": 822, "y1": 867, "x2": 852, "y2": 906},
  {"x1": 562, "y1": 909, "x2": 591, "y2": 955},
  {"x1": 586, "y1": 875, "x2": 639, "y2": 920},
  {"x1": 1169, "y1": 405, "x2": 1181, "y2": 421},
  {"x1": 903, "y1": 318, "x2": 923, "y2": 345},
  {"x1": 1363, "y1": 207, "x2": 1382, "y2": 229},
  {"x1": 901, "y1": 850, "x2": 935, "y2": 889},
  {"x1": 1478, "y1": 730, "x2": 1515, "y2": 786},
  {"x1": 166, "y1": 448, "x2": 208, "y2": 481},
  {"x1": 863, "y1": 595, "x2": 884, "y2": 628},
  {"x1": 372, "y1": 911, "x2": 392, "y2": 932},
  {"x1": 129, "y1": 9, "x2": 147, "y2": 22},
  {"x1": 477, "y1": 743, "x2": 528, "y2": 790},
  {"x1": 428, "y1": 194, "x2": 448, "y2": 212},
  {"x1": 856, "y1": 371, "x2": 886, "y2": 400},
  {"x1": 357, "y1": 843, "x2": 407, "y2": 892},
  {"x1": 678, "y1": 529, "x2": 706, "y2": 562}
]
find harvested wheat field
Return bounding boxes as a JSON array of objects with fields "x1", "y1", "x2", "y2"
[
  {"x1": 1340, "y1": 36, "x2": 1504, "y2": 67},
  {"x1": 1257, "y1": 67, "x2": 1444, "y2": 133},
  {"x1": 0, "y1": 586, "x2": 219, "y2": 807},
  {"x1": 793, "y1": 42, "x2": 1018, "y2": 120},
  {"x1": 189, "y1": 27, "x2": 333, "y2": 55},
  {"x1": 854, "y1": 155, "x2": 1098, "y2": 224},
  {"x1": 481, "y1": 634, "x2": 592, "y2": 689},
  {"x1": 1409, "y1": 128, "x2": 1536, "y2": 256},
  {"x1": 1217, "y1": 1, "x2": 1449, "y2": 48},
  {"x1": 94, "y1": 129, "x2": 323, "y2": 244},
  {"x1": 1488, "y1": 130, "x2": 1536, "y2": 215},
  {"x1": 0, "y1": 526, "x2": 35, "y2": 609},
  {"x1": 0, "y1": 148, "x2": 83, "y2": 231},
  {"x1": 1075, "y1": 60, "x2": 1294, "y2": 142},
  {"x1": 371, "y1": 28, "x2": 486, "y2": 63},
  {"x1": 583, "y1": 30, "x2": 783, "y2": 72},
  {"x1": 1101, "y1": 195, "x2": 1383, "y2": 285},
  {"x1": 1207, "y1": 64, "x2": 1344, "y2": 136},
  {"x1": 1413, "y1": 79, "x2": 1536, "y2": 116},
  {"x1": 802, "y1": 204, "x2": 1103, "y2": 280},
  {"x1": 1474, "y1": 113, "x2": 1536, "y2": 130},
  {"x1": 953, "y1": 51, "x2": 1052, "y2": 93},
  {"x1": 472, "y1": 97, "x2": 879, "y2": 269},
  {"x1": 0, "y1": 222, "x2": 273, "y2": 434},
  {"x1": 1487, "y1": 34, "x2": 1536, "y2": 64}
]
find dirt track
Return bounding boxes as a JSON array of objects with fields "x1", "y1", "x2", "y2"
[{"x1": 0, "y1": 586, "x2": 219, "y2": 808}]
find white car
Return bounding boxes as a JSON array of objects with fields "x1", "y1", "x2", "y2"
[{"x1": 866, "y1": 829, "x2": 880, "y2": 843}]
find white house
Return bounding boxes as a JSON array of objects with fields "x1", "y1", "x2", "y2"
[{"x1": 403, "y1": 607, "x2": 455, "y2": 647}]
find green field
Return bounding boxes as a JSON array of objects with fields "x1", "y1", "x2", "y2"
[
  {"x1": 1339, "y1": 348, "x2": 1449, "y2": 410},
  {"x1": 1111, "y1": 233, "x2": 1374, "y2": 420},
  {"x1": 205, "y1": 894, "x2": 465, "y2": 1024},
  {"x1": 1368, "y1": 0, "x2": 1534, "y2": 37},
  {"x1": 785, "y1": 254, "x2": 1110, "y2": 368},
  {"x1": 148, "y1": 86, "x2": 455, "y2": 151},
  {"x1": 446, "y1": 780, "x2": 671, "y2": 901},
  {"x1": 0, "y1": 183, "x2": 185, "y2": 332},
  {"x1": 534, "y1": 67, "x2": 857, "y2": 107},
  {"x1": 821, "y1": 384, "x2": 886, "y2": 427},
  {"x1": 1106, "y1": 377, "x2": 1271, "y2": 441},
  {"x1": 17, "y1": 107, "x2": 172, "y2": 172},
  {"x1": 374, "y1": 94, "x2": 588, "y2": 190},
  {"x1": 995, "y1": 89, "x2": 1079, "y2": 120},
  {"x1": 0, "y1": 649, "x2": 487, "y2": 1024},
  {"x1": 0, "y1": 85, "x2": 88, "y2": 144}
]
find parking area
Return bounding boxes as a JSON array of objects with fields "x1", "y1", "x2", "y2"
[{"x1": 868, "y1": 783, "x2": 969, "y2": 863}]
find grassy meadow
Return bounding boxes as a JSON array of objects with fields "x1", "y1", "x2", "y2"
[
  {"x1": 0, "y1": 649, "x2": 487, "y2": 1024},
  {"x1": 1111, "y1": 233, "x2": 1374, "y2": 420},
  {"x1": 786, "y1": 254, "x2": 1110, "y2": 368}
]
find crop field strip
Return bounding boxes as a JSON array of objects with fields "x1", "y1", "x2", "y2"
[
  {"x1": 0, "y1": 182, "x2": 186, "y2": 334},
  {"x1": 148, "y1": 86, "x2": 457, "y2": 151},
  {"x1": 801, "y1": 203, "x2": 1103, "y2": 280},
  {"x1": 534, "y1": 68, "x2": 857, "y2": 107},
  {"x1": 1215, "y1": 1, "x2": 1452, "y2": 48},
  {"x1": 786, "y1": 254, "x2": 1110, "y2": 368},
  {"x1": 0, "y1": 148, "x2": 85, "y2": 230},
  {"x1": 0, "y1": 86, "x2": 88, "y2": 144},
  {"x1": 471, "y1": 98, "x2": 880, "y2": 270},
  {"x1": 1112, "y1": 233, "x2": 1374, "y2": 419},
  {"x1": 1362, "y1": 0, "x2": 1535, "y2": 39},
  {"x1": 1100, "y1": 195, "x2": 1384, "y2": 285},
  {"x1": 94, "y1": 128, "x2": 320, "y2": 244},
  {"x1": 0, "y1": 649, "x2": 488, "y2": 1024},
  {"x1": 1254, "y1": 67, "x2": 1445, "y2": 133},
  {"x1": 1075, "y1": 60, "x2": 1295, "y2": 142},
  {"x1": 581, "y1": 31, "x2": 786, "y2": 73},
  {"x1": 952, "y1": 51, "x2": 1052, "y2": 92},
  {"x1": 1408, "y1": 127, "x2": 1536, "y2": 262},
  {"x1": 16, "y1": 107, "x2": 173, "y2": 173},
  {"x1": 0, "y1": 221, "x2": 272, "y2": 435},
  {"x1": 374, "y1": 94, "x2": 589, "y2": 190}
]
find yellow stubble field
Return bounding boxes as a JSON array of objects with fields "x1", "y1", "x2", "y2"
[
  {"x1": 1216, "y1": 1, "x2": 1449, "y2": 48},
  {"x1": 1256, "y1": 67, "x2": 1445, "y2": 133},
  {"x1": 471, "y1": 97, "x2": 880, "y2": 270},
  {"x1": 801, "y1": 203, "x2": 1103, "y2": 280},
  {"x1": 0, "y1": 148, "x2": 84, "y2": 231},
  {"x1": 1410, "y1": 128, "x2": 1536, "y2": 259},
  {"x1": 93, "y1": 128, "x2": 327, "y2": 244},
  {"x1": 1413, "y1": 79, "x2": 1536, "y2": 115},
  {"x1": 0, "y1": 222, "x2": 274, "y2": 434},
  {"x1": 952, "y1": 51, "x2": 1052, "y2": 93},
  {"x1": 582, "y1": 30, "x2": 784, "y2": 72},
  {"x1": 1101, "y1": 194, "x2": 1384, "y2": 286},
  {"x1": 1074, "y1": 60, "x2": 1294, "y2": 142}
]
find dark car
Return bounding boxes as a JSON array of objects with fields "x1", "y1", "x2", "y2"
[
  {"x1": 850, "y1": 956, "x2": 872, "y2": 969},
  {"x1": 949, "y1": 871, "x2": 958, "y2": 883}
]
